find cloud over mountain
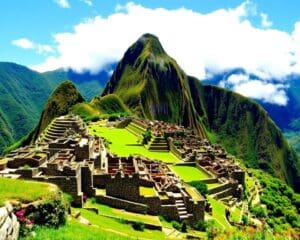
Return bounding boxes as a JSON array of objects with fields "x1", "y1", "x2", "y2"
[{"x1": 29, "y1": 1, "x2": 300, "y2": 105}]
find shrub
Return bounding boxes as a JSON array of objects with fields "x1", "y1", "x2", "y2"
[
  {"x1": 242, "y1": 214, "x2": 249, "y2": 225},
  {"x1": 142, "y1": 129, "x2": 152, "y2": 145},
  {"x1": 171, "y1": 221, "x2": 182, "y2": 231},
  {"x1": 190, "y1": 181, "x2": 208, "y2": 195},
  {"x1": 250, "y1": 206, "x2": 267, "y2": 218},
  {"x1": 132, "y1": 221, "x2": 145, "y2": 231},
  {"x1": 194, "y1": 220, "x2": 207, "y2": 231}
]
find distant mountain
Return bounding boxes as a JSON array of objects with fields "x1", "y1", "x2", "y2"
[
  {"x1": 0, "y1": 62, "x2": 57, "y2": 152},
  {"x1": 0, "y1": 63, "x2": 111, "y2": 153},
  {"x1": 102, "y1": 34, "x2": 300, "y2": 191}
]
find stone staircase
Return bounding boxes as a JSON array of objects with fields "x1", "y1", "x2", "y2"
[
  {"x1": 174, "y1": 194, "x2": 192, "y2": 221},
  {"x1": 126, "y1": 122, "x2": 146, "y2": 138},
  {"x1": 147, "y1": 136, "x2": 169, "y2": 152},
  {"x1": 42, "y1": 115, "x2": 86, "y2": 143}
]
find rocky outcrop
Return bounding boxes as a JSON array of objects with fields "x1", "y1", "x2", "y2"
[{"x1": 0, "y1": 202, "x2": 19, "y2": 240}]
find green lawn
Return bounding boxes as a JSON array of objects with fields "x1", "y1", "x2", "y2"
[
  {"x1": 230, "y1": 206, "x2": 242, "y2": 223},
  {"x1": 89, "y1": 125, "x2": 180, "y2": 163},
  {"x1": 169, "y1": 166, "x2": 210, "y2": 182},
  {"x1": 80, "y1": 208, "x2": 164, "y2": 239},
  {"x1": 21, "y1": 218, "x2": 127, "y2": 240},
  {"x1": 207, "y1": 196, "x2": 232, "y2": 230},
  {"x1": 85, "y1": 200, "x2": 161, "y2": 226},
  {"x1": 0, "y1": 177, "x2": 56, "y2": 205}
]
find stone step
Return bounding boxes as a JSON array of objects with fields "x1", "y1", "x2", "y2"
[
  {"x1": 175, "y1": 203, "x2": 185, "y2": 207},
  {"x1": 178, "y1": 210, "x2": 188, "y2": 215},
  {"x1": 177, "y1": 207, "x2": 186, "y2": 211},
  {"x1": 179, "y1": 215, "x2": 189, "y2": 220}
]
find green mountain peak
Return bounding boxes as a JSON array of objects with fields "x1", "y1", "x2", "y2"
[{"x1": 32, "y1": 80, "x2": 84, "y2": 140}]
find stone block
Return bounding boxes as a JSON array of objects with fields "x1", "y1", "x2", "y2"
[{"x1": 0, "y1": 207, "x2": 8, "y2": 226}]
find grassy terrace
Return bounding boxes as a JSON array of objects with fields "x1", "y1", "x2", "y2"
[
  {"x1": 169, "y1": 165, "x2": 210, "y2": 182},
  {"x1": 140, "y1": 186, "x2": 157, "y2": 196},
  {"x1": 0, "y1": 177, "x2": 56, "y2": 205},
  {"x1": 207, "y1": 196, "x2": 232, "y2": 229},
  {"x1": 85, "y1": 200, "x2": 161, "y2": 227},
  {"x1": 89, "y1": 125, "x2": 180, "y2": 163}
]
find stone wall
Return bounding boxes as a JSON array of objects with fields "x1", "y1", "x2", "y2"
[
  {"x1": 160, "y1": 205, "x2": 179, "y2": 221},
  {"x1": 106, "y1": 173, "x2": 140, "y2": 202},
  {"x1": 0, "y1": 202, "x2": 19, "y2": 240},
  {"x1": 96, "y1": 195, "x2": 147, "y2": 214}
]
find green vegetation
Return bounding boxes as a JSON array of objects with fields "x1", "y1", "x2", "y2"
[
  {"x1": 0, "y1": 177, "x2": 57, "y2": 205},
  {"x1": 201, "y1": 84, "x2": 300, "y2": 192},
  {"x1": 169, "y1": 165, "x2": 210, "y2": 182},
  {"x1": 20, "y1": 218, "x2": 128, "y2": 240},
  {"x1": 189, "y1": 181, "x2": 208, "y2": 195},
  {"x1": 0, "y1": 63, "x2": 60, "y2": 153},
  {"x1": 253, "y1": 170, "x2": 300, "y2": 232},
  {"x1": 89, "y1": 125, "x2": 180, "y2": 163},
  {"x1": 207, "y1": 196, "x2": 232, "y2": 229},
  {"x1": 91, "y1": 94, "x2": 129, "y2": 115},
  {"x1": 85, "y1": 199, "x2": 161, "y2": 226},
  {"x1": 79, "y1": 208, "x2": 165, "y2": 239},
  {"x1": 33, "y1": 80, "x2": 85, "y2": 141},
  {"x1": 101, "y1": 33, "x2": 207, "y2": 138},
  {"x1": 185, "y1": 184, "x2": 204, "y2": 200}
]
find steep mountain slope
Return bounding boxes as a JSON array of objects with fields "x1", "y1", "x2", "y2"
[
  {"x1": 102, "y1": 33, "x2": 207, "y2": 138},
  {"x1": 189, "y1": 79, "x2": 299, "y2": 191},
  {"x1": 32, "y1": 80, "x2": 85, "y2": 140},
  {"x1": 102, "y1": 34, "x2": 300, "y2": 191},
  {"x1": 0, "y1": 62, "x2": 57, "y2": 152}
]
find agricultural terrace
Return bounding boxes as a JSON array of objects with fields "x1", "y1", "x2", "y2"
[
  {"x1": 89, "y1": 125, "x2": 180, "y2": 163},
  {"x1": 168, "y1": 165, "x2": 210, "y2": 182},
  {"x1": 0, "y1": 177, "x2": 57, "y2": 205}
]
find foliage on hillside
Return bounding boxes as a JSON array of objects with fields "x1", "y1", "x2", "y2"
[
  {"x1": 102, "y1": 33, "x2": 206, "y2": 138},
  {"x1": 32, "y1": 80, "x2": 84, "y2": 140},
  {"x1": 91, "y1": 94, "x2": 130, "y2": 115},
  {"x1": 0, "y1": 63, "x2": 58, "y2": 153},
  {"x1": 252, "y1": 170, "x2": 300, "y2": 232},
  {"x1": 201, "y1": 84, "x2": 300, "y2": 192}
]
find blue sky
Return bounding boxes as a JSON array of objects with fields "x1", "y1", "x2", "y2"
[
  {"x1": 1, "y1": 0, "x2": 299, "y2": 66},
  {"x1": 1, "y1": 0, "x2": 300, "y2": 106}
]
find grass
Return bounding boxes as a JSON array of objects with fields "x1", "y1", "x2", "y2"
[
  {"x1": 89, "y1": 125, "x2": 180, "y2": 163},
  {"x1": 84, "y1": 200, "x2": 161, "y2": 226},
  {"x1": 140, "y1": 186, "x2": 157, "y2": 196},
  {"x1": 0, "y1": 177, "x2": 56, "y2": 205},
  {"x1": 80, "y1": 208, "x2": 164, "y2": 239},
  {"x1": 207, "y1": 182, "x2": 221, "y2": 189},
  {"x1": 185, "y1": 185, "x2": 203, "y2": 201},
  {"x1": 21, "y1": 218, "x2": 129, "y2": 240},
  {"x1": 169, "y1": 165, "x2": 210, "y2": 182},
  {"x1": 207, "y1": 196, "x2": 232, "y2": 230},
  {"x1": 230, "y1": 206, "x2": 242, "y2": 223}
]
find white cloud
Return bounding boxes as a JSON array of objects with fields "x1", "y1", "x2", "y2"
[
  {"x1": 55, "y1": 0, "x2": 70, "y2": 9},
  {"x1": 260, "y1": 13, "x2": 273, "y2": 28},
  {"x1": 220, "y1": 73, "x2": 289, "y2": 105},
  {"x1": 81, "y1": 0, "x2": 92, "y2": 6},
  {"x1": 12, "y1": 38, "x2": 53, "y2": 54},
  {"x1": 12, "y1": 38, "x2": 34, "y2": 49},
  {"x1": 233, "y1": 80, "x2": 288, "y2": 105},
  {"x1": 30, "y1": 1, "x2": 300, "y2": 104}
]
